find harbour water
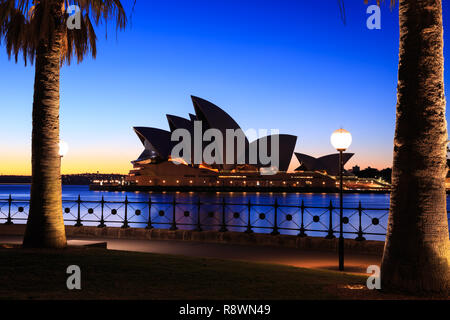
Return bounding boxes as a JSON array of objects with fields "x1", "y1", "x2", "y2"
[
  {"x1": 0, "y1": 184, "x2": 392, "y2": 207},
  {"x1": 1, "y1": 184, "x2": 449, "y2": 241}
]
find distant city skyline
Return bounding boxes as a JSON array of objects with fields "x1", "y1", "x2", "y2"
[{"x1": 2, "y1": 1, "x2": 450, "y2": 175}]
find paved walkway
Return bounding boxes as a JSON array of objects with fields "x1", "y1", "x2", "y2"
[{"x1": 0, "y1": 235, "x2": 381, "y2": 274}]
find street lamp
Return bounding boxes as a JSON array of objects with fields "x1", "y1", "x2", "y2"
[
  {"x1": 330, "y1": 128, "x2": 352, "y2": 271},
  {"x1": 59, "y1": 140, "x2": 69, "y2": 158}
]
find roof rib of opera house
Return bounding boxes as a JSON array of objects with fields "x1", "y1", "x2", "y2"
[
  {"x1": 191, "y1": 96, "x2": 245, "y2": 135},
  {"x1": 166, "y1": 114, "x2": 194, "y2": 133},
  {"x1": 247, "y1": 134, "x2": 297, "y2": 172},
  {"x1": 294, "y1": 152, "x2": 354, "y2": 176},
  {"x1": 191, "y1": 96, "x2": 251, "y2": 169},
  {"x1": 133, "y1": 127, "x2": 173, "y2": 160}
]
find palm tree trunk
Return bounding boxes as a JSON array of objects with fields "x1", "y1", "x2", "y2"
[
  {"x1": 22, "y1": 29, "x2": 66, "y2": 248},
  {"x1": 381, "y1": 0, "x2": 450, "y2": 293}
]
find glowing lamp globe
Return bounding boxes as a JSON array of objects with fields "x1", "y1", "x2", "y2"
[
  {"x1": 330, "y1": 129, "x2": 352, "y2": 151},
  {"x1": 59, "y1": 140, "x2": 69, "y2": 157}
]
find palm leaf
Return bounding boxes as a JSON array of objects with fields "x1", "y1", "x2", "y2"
[{"x1": 0, "y1": 0, "x2": 131, "y2": 65}]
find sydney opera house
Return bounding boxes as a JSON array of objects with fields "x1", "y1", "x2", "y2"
[{"x1": 124, "y1": 96, "x2": 356, "y2": 191}]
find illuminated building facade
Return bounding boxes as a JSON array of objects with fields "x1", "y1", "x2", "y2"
[{"x1": 125, "y1": 96, "x2": 358, "y2": 190}]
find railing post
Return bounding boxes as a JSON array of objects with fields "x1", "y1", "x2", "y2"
[
  {"x1": 4, "y1": 194, "x2": 13, "y2": 225},
  {"x1": 298, "y1": 199, "x2": 307, "y2": 237},
  {"x1": 195, "y1": 198, "x2": 202, "y2": 231},
  {"x1": 145, "y1": 197, "x2": 153, "y2": 229},
  {"x1": 325, "y1": 200, "x2": 335, "y2": 239},
  {"x1": 355, "y1": 201, "x2": 366, "y2": 241},
  {"x1": 98, "y1": 196, "x2": 106, "y2": 228},
  {"x1": 271, "y1": 198, "x2": 280, "y2": 235},
  {"x1": 170, "y1": 197, "x2": 178, "y2": 230},
  {"x1": 245, "y1": 199, "x2": 253, "y2": 233},
  {"x1": 219, "y1": 197, "x2": 228, "y2": 232},
  {"x1": 75, "y1": 194, "x2": 83, "y2": 227},
  {"x1": 121, "y1": 195, "x2": 129, "y2": 228}
]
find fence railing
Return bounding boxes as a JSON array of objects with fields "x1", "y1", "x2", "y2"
[{"x1": 1, "y1": 195, "x2": 449, "y2": 241}]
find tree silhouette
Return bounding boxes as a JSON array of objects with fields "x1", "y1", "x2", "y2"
[{"x1": 0, "y1": 0, "x2": 130, "y2": 248}]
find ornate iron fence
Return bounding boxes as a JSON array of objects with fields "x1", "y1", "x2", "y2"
[{"x1": 1, "y1": 195, "x2": 449, "y2": 241}]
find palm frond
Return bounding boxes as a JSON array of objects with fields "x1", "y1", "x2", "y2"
[
  {"x1": 337, "y1": 1, "x2": 397, "y2": 26},
  {"x1": 0, "y1": 0, "x2": 131, "y2": 65},
  {"x1": 363, "y1": 0, "x2": 397, "y2": 8}
]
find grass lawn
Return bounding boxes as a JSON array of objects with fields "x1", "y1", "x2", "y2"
[{"x1": 0, "y1": 245, "x2": 423, "y2": 300}]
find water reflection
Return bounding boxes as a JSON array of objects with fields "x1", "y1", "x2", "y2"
[{"x1": 0, "y1": 185, "x2": 448, "y2": 242}]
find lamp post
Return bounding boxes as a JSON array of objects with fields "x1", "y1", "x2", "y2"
[{"x1": 330, "y1": 128, "x2": 352, "y2": 271}]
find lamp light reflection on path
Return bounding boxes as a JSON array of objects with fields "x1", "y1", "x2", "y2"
[{"x1": 330, "y1": 128, "x2": 352, "y2": 272}]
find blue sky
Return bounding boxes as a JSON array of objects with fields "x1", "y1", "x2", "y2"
[{"x1": 1, "y1": 0, "x2": 448, "y2": 174}]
